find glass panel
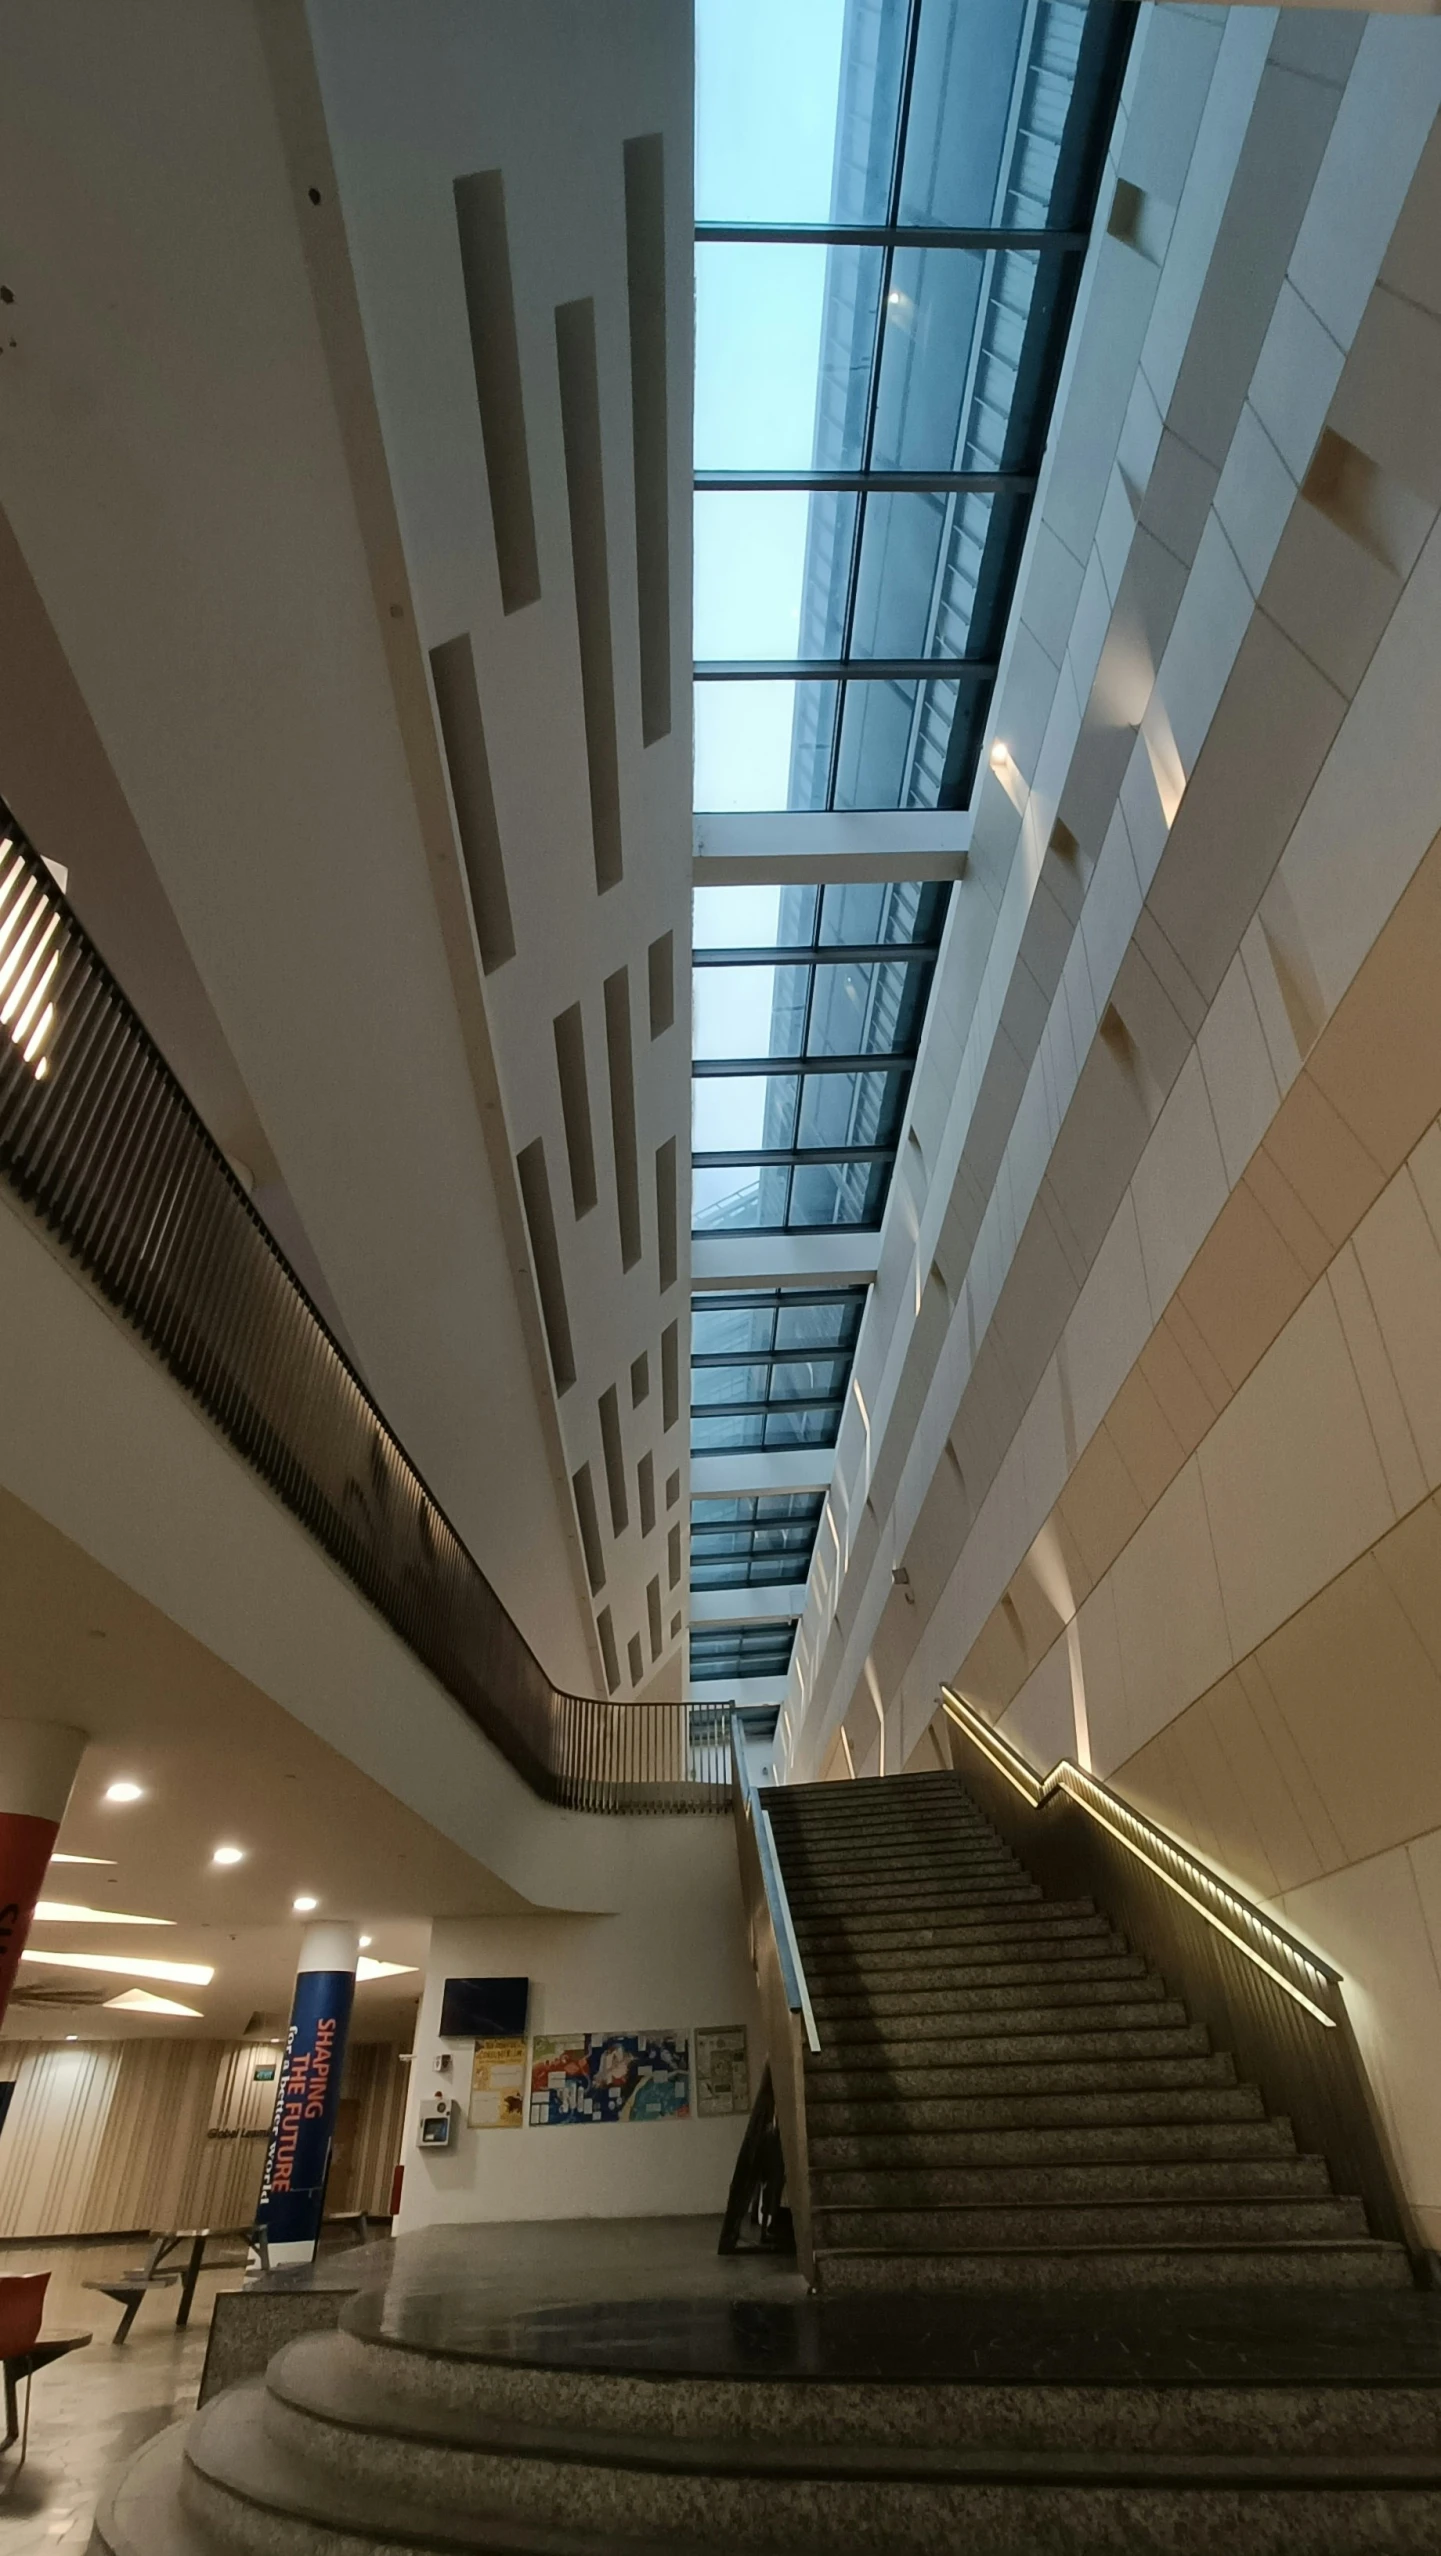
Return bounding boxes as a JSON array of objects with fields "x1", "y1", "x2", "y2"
[
  {"x1": 692, "y1": 1410, "x2": 765, "y2": 1454},
  {"x1": 851, "y1": 492, "x2": 996, "y2": 662},
  {"x1": 695, "y1": 0, "x2": 906, "y2": 226},
  {"x1": 897, "y1": 0, "x2": 1032, "y2": 230},
  {"x1": 692, "y1": 1163, "x2": 790, "y2": 1231},
  {"x1": 768, "y1": 1354, "x2": 853, "y2": 1402},
  {"x1": 694, "y1": 681, "x2": 837, "y2": 813},
  {"x1": 696, "y1": 245, "x2": 884, "y2": 472},
  {"x1": 831, "y1": 676, "x2": 913, "y2": 810},
  {"x1": 765, "y1": 1404, "x2": 843, "y2": 1448},
  {"x1": 805, "y1": 958, "x2": 931, "y2": 1058},
  {"x1": 693, "y1": 968, "x2": 808, "y2": 1062},
  {"x1": 694, "y1": 884, "x2": 819, "y2": 953},
  {"x1": 870, "y1": 251, "x2": 986, "y2": 472},
  {"x1": 693, "y1": 1075, "x2": 799, "y2": 1153},
  {"x1": 692, "y1": 1302, "x2": 777, "y2": 1360},
  {"x1": 695, "y1": 492, "x2": 814, "y2": 662},
  {"x1": 692, "y1": 1363, "x2": 775, "y2": 1409},
  {"x1": 797, "y1": 1067, "x2": 909, "y2": 1152},
  {"x1": 773, "y1": 1297, "x2": 862, "y2": 1353},
  {"x1": 819, "y1": 881, "x2": 949, "y2": 947},
  {"x1": 789, "y1": 1157, "x2": 892, "y2": 1227}
]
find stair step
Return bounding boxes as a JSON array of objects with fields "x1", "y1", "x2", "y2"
[
  {"x1": 811, "y1": 2157, "x2": 1330, "y2": 2209},
  {"x1": 815, "y1": 1991, "x2": 1183, "y2": 2047},
  {"x1": 806, "y1": 2043, "x2": 1236, "y2": 2097},
  {"x1": 788, "y1": 1881, "x2": 1040, "y2": 1914},
  {"x1": 814, "y1": 2239, "x2": 1415, "y2": 2295},
  {"x1": 809, "y1": 1951, "x2": 1145, "y2": 2005},
  {"x1": 794, "y1": 1904, "x2": 1092, "y2": 1956},
  {"x1": 809, "y1": 2112, "x2": 1293, "y2": 2168},
  {"x1": 812, "y1": 2020, "x2": 1211, "y2": 2071},
  {"x1": 814, "y1": 2195, "x2": 1371, "y2": 2250},
  {"x1": 803, "y1": 1917, "x2": 1117, "y2": 1976}
]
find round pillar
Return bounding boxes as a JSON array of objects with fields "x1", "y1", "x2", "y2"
[
  {"x1": 254, "y1": 1919, "x2": 360, "y2": 2267},
  {"x1": 0, "y1": 1720, "x2": 86, "y2": 2028}
]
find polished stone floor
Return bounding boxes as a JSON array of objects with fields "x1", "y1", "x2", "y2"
[{"x1": 0, "y1": 2236, "x2": 249, "y2": 2554}]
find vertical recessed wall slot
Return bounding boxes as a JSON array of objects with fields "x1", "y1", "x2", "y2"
[
  {"x1": 515, "y1": 1140, "x2": 575, "y2": 1392},
  {"x1": 555, "y1": 297, "x2": 623, "y2": 893},
  {"x1": 655, "y1": 1136, "x2": 678, "y2": 1293},
  {"x1": 660, "y1": 1321, "x2": 679, "y2": 1432},
  {"x1": 572, "y1": 1463, "x2": 606, "y2": 1596},
  {"x1": 453, "y1": 172, "x2": 540, "y2": 613},
  {"x1": 638, "y1": 1451, "x2": 656, "y2": 1537},
  {"x1": 604, "y1": 967, "x2": 642, "y2": 1270},
  {"x1": 429, "y1": 637, "x2": 515, "y2": 972},
  {"x1": 646, "y1": 1575, "x2": 663, "y2": 1662},
  {"x1": 553, "y1": 1003, "x2": 598, "y2": 1217},
  {"x1": 598, "y1": 1384, "x2": 629, "y2": 1536},
  {"x1": 597, "y1": 1607, "x2": 621, "y2": 1694},
  {"x1": 624, "y1": 134, "x2": 671, "y2": 748},
  {"x1": 647, "y1": 930, "x2": 674, "y2": 1039}
]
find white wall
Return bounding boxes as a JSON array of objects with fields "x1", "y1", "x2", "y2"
[{"x1": 399, "y1": 1822, "x2": 759, "y2": 2227}]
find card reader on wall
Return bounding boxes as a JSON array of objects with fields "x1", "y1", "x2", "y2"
[{"x1": 418, "y1": 2088, "x2": 454, "y2": 2148}]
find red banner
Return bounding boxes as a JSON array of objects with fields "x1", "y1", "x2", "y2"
[{"x1": 0, "y1": 1811, "x2": 59, "y2": 2024}]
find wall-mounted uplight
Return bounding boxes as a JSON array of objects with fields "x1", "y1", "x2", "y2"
[
  {"x1": 292, "y1": 1895, "x2": 319, "y2": 1914},
  {"x1": 104, "y1": 1781, "x2": 144, "y2": 1804},
  {"x1": 989, "y1": 739, "x2": 1012, "y2": 773},
  {"x1": 211, "y1": 1845, "x2": 245, "y2": 1867}
]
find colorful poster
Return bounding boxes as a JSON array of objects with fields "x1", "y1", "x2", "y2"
[
  {"x1": 469, "y1": 2035, "x2": 526, "y2": 2129},
  {"x1": 254, "y1": 1965, "x2": 357, "y2": 2258},
  {"x1": 529, "y1": 2030, "x2": 690, "y2": 2126},
  {"x1": 695, "y1": 2025, "x2": 750, "y2": 2118}
]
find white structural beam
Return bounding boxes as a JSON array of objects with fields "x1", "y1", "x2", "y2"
[
  {"x1": 690, "y1": 1584, "x2": 810, "y2": 1626},
  {"x1": 694, "y1": 809, "x2": 970, "y2": 883},
  {"x1": 692, "y1": 1233, "x2": 881, "y2": 1291},
  {"x1": 692, "y1": 1450, "x2": 836, "y2": 1499}
]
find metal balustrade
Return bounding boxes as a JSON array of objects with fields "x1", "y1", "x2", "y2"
[{"x1": 0, "y1": 804, "x2": 727, "y2": 1815}]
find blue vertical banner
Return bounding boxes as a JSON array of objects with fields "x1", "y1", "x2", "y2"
[{"x1": 255, "y1": 1951, "x2": 357, "y2": 2264}]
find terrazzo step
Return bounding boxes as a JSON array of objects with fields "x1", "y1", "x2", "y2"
[
  {"x1": 812, "y1": 2126, "x2": 1308, "y2": 2187},
  {"x1": 815, "y1": 2239, "x2": 1417, "y2": 2296},
  {"x1": 812, "y1": 2085, "x2": 1272, "y2": 2147},
  {"x1": 806, "y1": 2045, "x2": 1241, "y2": 2106},
  {"x1": 815, "y1": 1992, "x2": 1184, "y2": 2051},
  {"x1": 811, "y1": 2153, "x2": 1325, "y2": 2209},
  {"x1": 774, "y1": 1841, "x2": 1015, "y2": 1875},
  {"x1": 91, "y1": 2416, "x2": 231, "y2": 2556},
  {"x1": 809, "y1": 1950, "x2": 1147, "y2": 2007},
  {"x1": 787, "y1": 1878, "x2": 1039, "y2": 1914},
  {"x1": 793, "y1": 1897, "x2": 1068, "y2": 1952},
  {"x1": 812, "y1": 2018, "x2": 1207, "y2": 2073},
  {"x1": 247, "y1": 2331, "x2": 1441, "y2": 2551},
  {"x1": 327, "y1": 2297, "x2": 1441, "y2": 2455},
  {"x1": 802, "y1": 1916, "x2": 1117, "y2": 1977},
  {"x1": 813, "y1": 2193, "x2": 1371, "y2": 2250}
]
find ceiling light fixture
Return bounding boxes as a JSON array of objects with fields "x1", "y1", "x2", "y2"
[
  {"x1": 292, "y1": 1895, "x2": 318, "y2": 1914},
  {"x1": 104, "y1": 1781, "x2": 144, "y2": 1804},
  {"x1": 49, "y1": 1853, "x2": 115, "y2": 1867},
  {"x1": 20, "y1": 1949, "x2": 214, "y2": 1987},
  {"x1": 356, "y1": 1957, "x2": 416, "y2": 1983},
  {"x1": 104, "y1": 1989, "x2": 203, "y2": 2018},
  {"x1": 358, "y1": 1935, "x2": 373, "y2": 1949},
  {"x1": 34, "y1": 1901, "x2": 172, "y2": 1927},
  {"x1": 211, "y1": 1845, "x2": 245, "y2": 1867}
]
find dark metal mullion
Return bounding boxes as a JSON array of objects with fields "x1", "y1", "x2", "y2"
[
  {"x1": 696, "y1": 225, "x2": 1087, "y2": 250},
  {"x1": 694, "y1": 1144, "x2": 896, "y2": 1169},
  {"x1": 690, "y1": 1393, "x2": 845, "y2": 1420},
  {"x1": 693, "y1": 1050, "x2": 918, "y2": 1077},
  {"x1": 691, "y1": 1346, "x2": 854, "y2": 1374},
  {"x1": 696, "y1": 469, "x2": 1036, "y2": 495},
  {"x1": 694, "y1": 942, "x2": 938, "y2": 967},
  {"x1": 697, "y1": 657, "x2": 997, "y2": 680}
]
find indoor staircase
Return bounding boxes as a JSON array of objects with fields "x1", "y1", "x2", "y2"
[{"x1": 765, "y1": 1768, "x2": 1412, "y2": 2294}]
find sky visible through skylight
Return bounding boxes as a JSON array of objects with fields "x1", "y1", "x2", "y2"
[{"x1": 693, "y1": 0, "x2": 848, "y2": 814}]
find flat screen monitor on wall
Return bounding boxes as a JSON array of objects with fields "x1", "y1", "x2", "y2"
[{"x1": 439, "y1": 1976, "x2": 529, "y2": 2039}]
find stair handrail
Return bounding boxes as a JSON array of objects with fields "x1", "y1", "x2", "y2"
[
  {"x1": 0, "y1": 803, "x2": 726, "y2": 1816},
  {"x1": 939, "y1": 1683, "x2": 1426, "y2": 2269},
  {"x1": 731, "y1": 1718, "x2": 819, "y2": 2054},
  {"x1": 940, "y1": 1687, "x2": 1341, "y2": 2026},
  {"x1": 730, "y1": 1715, "x2": 818, "y2": 2282}
]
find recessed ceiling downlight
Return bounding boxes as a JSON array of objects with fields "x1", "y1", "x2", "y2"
[
  {"x1": 211, "y1": 1845, "x2": 245, "y2": 1867},
  {"x1": 104, "y1": 1781, "x2": 144, "y2": 1804},
  {"x1": 292, "y1": 1896, "x2": 319, "y2": 1914}
]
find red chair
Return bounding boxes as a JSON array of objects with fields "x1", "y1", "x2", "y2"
[{"x1": 0, "y1": 2274, "x2": 50, "y2": 2468}]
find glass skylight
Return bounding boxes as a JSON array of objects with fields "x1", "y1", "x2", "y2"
[
  {"x1": 690, "y1": 1491, "x2": 828, "y2": 1592},
  {"x1": 693, "y1": 882, "x2": 946, "y2": 1235},
  {"x1": 691, "y1": 1286, "x2": 867, "y2": 1455},
  {"x1": 690, "y1": 1620, "x2": 800, "y2": 1686},
  {"x1": 693, "y1": 0, "x2": 1132, "y2": 813}
]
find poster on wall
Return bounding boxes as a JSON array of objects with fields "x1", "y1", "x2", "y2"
[
  {"x1": 695, "y1": 2026, "x2": 749, "y2": 2117},
  {"x1": 529, "y1": 2030, "x2": 690, "y2": 2126},
  {"x1": 469, "y1": 2036, "x2": 526, "y2": 2129}
]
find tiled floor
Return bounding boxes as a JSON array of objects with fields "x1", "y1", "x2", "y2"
[{"x1": 0, "y1": 2238, "x2": 247, "y2": 2553}]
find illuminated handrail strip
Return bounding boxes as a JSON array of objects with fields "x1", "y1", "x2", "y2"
[
  {"x1": 940, "y1": 1685, "x2": 1342, "y2": 2027},
  {"x1": 732, "y1": 1716, "x2": 821, "y2": 2053}
]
